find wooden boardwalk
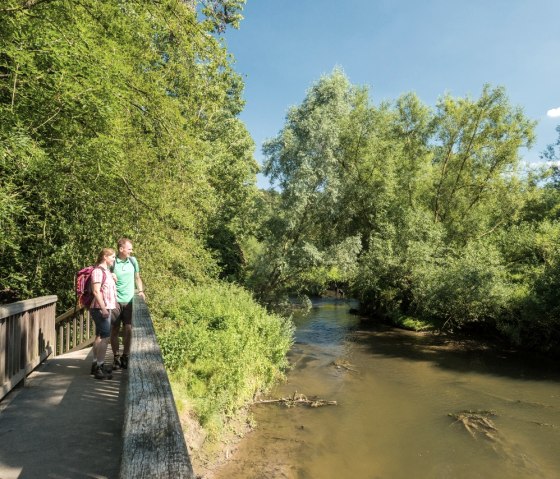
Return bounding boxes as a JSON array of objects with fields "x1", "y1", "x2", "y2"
[{"x1": 0, "y1": 348, "x2": 125, "y2": 479}]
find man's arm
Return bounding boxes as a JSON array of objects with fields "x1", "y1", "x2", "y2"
[{"x1": 135, "y1": 272, "x2": 145, "y2": 299}]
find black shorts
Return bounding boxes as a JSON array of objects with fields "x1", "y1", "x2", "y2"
[{"x1": 111, "y1": 301, "x2": 133, "y2": 328}]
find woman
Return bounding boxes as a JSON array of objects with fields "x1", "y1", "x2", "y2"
[{"x1": 90, "y1": 248, "x2": 117, "y2": 380}]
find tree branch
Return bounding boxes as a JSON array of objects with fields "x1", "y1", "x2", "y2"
[{"x1": 10, "y1": 64, "x2": 19, "y2": 112}]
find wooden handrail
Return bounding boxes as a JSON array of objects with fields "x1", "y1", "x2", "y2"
[
  {"x1": 1, "y1": 295, "x2": 57, "y2": 400},
  {"x1": 0, "y1": 295, "x2": 58, "y2": 319},
  {"x1": 120, "y1": 295, "x2": 195, "y2": 478}
]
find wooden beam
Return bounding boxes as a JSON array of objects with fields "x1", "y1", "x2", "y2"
[{"x1": 120, "y1": 296, "x2": 194, "y2": 479}]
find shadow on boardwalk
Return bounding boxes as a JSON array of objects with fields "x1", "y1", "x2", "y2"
[{"x1": 0, "y1": 348, "x2": 125, "y2": 479}]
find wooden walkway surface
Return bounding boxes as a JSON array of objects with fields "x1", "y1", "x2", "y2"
[{"x1": 0, "y1": 348, "x2": 125, "y2": 479}]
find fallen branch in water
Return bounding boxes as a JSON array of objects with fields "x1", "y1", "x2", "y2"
[
  {"x1": 449, "y1": 410, "x2": 498, "y2": 440},
  {"x1": 331, "y1": 359, "x2": 358, "y2": 372},
  {"x1": 255, "y1": 392, "x2": 337, "y2": 408}
]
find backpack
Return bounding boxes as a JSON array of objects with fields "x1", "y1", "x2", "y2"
[{"x1": 76, "y1": 266, "x2": 106, "y2": 308}]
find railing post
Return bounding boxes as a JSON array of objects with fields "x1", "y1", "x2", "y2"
[{"x1": 54, "y1": 306, "x2": 96, "y2": 355}]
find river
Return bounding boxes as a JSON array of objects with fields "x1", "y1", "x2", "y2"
[{"x1": 214, "y1": 298, "x2": 560, "y2": 479}]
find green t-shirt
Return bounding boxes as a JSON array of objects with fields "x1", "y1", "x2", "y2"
[{"x1": 113, "y1": 256, "x2": 139, "y2": 303}]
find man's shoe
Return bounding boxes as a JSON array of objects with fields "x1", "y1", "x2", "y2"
[
  {"x1": 112, "y1": 355, "x2": 121, "y2": 370},
  {"x1": 90, "y1": 362, "x2": 97, "y2": 375},
  {"x1": 120, "y1": 355, "x2": 129, "y2": 369},
  {"x1": 94, "y1": 365, "x2": 106, "y2": 380}
]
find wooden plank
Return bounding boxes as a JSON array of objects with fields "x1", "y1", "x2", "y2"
[
  {"x1": 1, "y1": 368, "x2": 25, "y2": 401},
  {"x1": 20, "y1": 312, "x2": 27, "y2": 370},
  {"x1": 86, "y1": 310, "x2": 91, "y2": 340},
  {"x1": 55, "y1": 305, "x2": 83, "y2": 324},
  {"x1": 0, "y1": 298, "x2": 58, "y2": 400},
  {"x1": 0, "y1": 318, "x2": 5, "y2": 386},
  {"x1": 40, "y1": 304, "x2": 56, "y2": 359},
  {"x1": 120, "y1": 297, "x2": 194, "y2": 479},
  {"x1": 64, "y1": 337, "x2": 95, "y2": 354},
  {"x1": 54, "y1": 306, "x2": 94, "y2": 355},
  {"x1": 65, "y1": 323, "x2": 70, "y2": 355},
  {"x1": 72, "y1": 316, "x2": 77, "y2": 350},
  {"x1": 0, "y1": 296, "x2": 57, "y2": 320},
  {"x1": 9, "y1": 314, "x2": 16, "y2": 378},
  {"x1": 58, "y1": 324, "x2": 63, "y2": 356}
]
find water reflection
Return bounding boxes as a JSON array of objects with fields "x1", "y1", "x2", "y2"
[{"x1": 214, "y1": 298, "x2": 560, "y2": 479}]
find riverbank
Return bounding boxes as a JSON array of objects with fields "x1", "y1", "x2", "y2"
[{"x1": 180, "y1": 405, "x2": 254, "y2": 479}]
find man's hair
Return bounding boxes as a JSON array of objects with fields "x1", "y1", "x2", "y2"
[{"x1": 117, "y1": 237, "x2": 132, "y2": 249}]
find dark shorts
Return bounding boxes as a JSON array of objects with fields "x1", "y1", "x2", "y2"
[
  {"x1": 90, "y1": 308, "x2": 111, "y2": 339},
  {"x1": 111, "y1": 301, "x2": 133, "y2": 328}
]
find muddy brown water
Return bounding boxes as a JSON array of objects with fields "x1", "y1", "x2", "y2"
[{"x1": 214, "y1": 298, "x2": 560, "y2": 479}]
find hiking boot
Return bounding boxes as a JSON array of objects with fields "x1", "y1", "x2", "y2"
[
  {"x1": 94, "y1": 365, "x2": 106, "y2": 380},
  {"x1": 90, "y1": 362, "x2": 97, "y2": 375},
  {"x1": 120, "y1": 355, "x2": 129, "y2": 369},
  {"x1": 104, "y1": 365, "x2": 113, "y2": 380},
  {"x1": 112, "y1": 355, "x2": 121, "y2": 370}
]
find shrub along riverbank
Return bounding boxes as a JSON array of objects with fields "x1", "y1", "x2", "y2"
[{"x1": 154, "y1": 282, "x2": 294, "y2": 439}]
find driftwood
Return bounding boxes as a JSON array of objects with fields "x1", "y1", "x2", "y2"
[
  {"x1": 449, "y1": 409, "x2": 545, "y2": 476},
  {"x1": 331, "y1": 359, "x2": 358, "y2": 372},
  {"x1": 255, "y1": 391, "x2": 337, "y2": 408},
  {"x1": 449, "y1": 410, "x2": 498, "y2": 440}
]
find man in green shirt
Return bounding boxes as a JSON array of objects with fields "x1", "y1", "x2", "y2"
[{"x1": 110, "y1": 237, "x2": 145, "y2": 369}]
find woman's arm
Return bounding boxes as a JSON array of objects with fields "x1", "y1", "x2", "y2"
[{"x1": 92, "y1": 282, "x2": 109, "y2": 317}]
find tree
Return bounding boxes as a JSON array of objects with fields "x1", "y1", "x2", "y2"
[
  {"x1": 431, "y1": 85, "x2": 535, "y2": 243},
  {"x1": 0, "y1": 0, "x2": 256, "y2": 307}
]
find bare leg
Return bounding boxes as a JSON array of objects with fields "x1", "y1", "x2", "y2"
[
  {"x1": 96, "y1": 337, "x2": 109, "y2": 364},
  {"x1": 123, "y1": 324, "x2": 132, "y2": 356},
  {"x1": 110, "y1": 325, "x2": 120, "y2": 356},
  {"x1": 92, "y1": 335, "x2": 99, "y2": 359}
]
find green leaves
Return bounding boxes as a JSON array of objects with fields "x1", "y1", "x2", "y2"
[
  {"x1": 431, "y1": 85, "x2": 536, "y2": 242},
  {"x1": 157, "y1": 282, "x2": 293, "y2": 434},
  {"x1": 255, "y1": 69, "x2": 560, "y2": 352},
  {"x1": 0, "y1": 0, "x2": 257, "y2": 305}
]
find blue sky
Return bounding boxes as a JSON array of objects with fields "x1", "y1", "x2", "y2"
[{"x1": 224, "y1": 1, "x2": 560, "y2": 188}]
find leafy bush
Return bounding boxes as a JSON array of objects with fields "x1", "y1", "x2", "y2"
[
  {"x1": 412, "y1": 241, "x2": 512, "y2": 330},
  {"x1": 155, "y1": 282, "x2": 294, "y2": 436}
]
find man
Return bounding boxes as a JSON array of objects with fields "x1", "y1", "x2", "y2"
[{"x1": 111, "y1": 237, "x2": 145, "y2": 369}]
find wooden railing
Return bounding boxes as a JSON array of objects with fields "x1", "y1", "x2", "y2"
[
  {"x1": 0, "y1": 295, "x2": 57, "y2": 400},
  {"x1": 55, "y1": 305, "x2": 95, "y2": 355},
  {"x1": 1, "y1": 294, "x2": 194, "y2": 476},
  {"x1": 120, "y1": 295, "x2": 195, "y2": 479}
]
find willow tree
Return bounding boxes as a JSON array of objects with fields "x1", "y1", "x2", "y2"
[
  {"x1": 255, "y1": 69, "x2": 363, "y2": 299},
  {"x1": 431, "y1": 85, "x2": 535, "y2": 243}
]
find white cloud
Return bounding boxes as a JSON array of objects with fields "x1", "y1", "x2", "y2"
[{"x1": 547, "y1": 107, "x2": 560, "y2": 118}]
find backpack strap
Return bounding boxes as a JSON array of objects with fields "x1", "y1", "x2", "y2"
[
  {"x1": 129, "y1": 256, "x2": 139, "y2": 272},
  {"x1": 92, "y1": 266, "x2": 107, "y2": 289}
]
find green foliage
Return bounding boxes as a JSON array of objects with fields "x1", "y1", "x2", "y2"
[
  {"x1": 412, "y1": 241, "x2": 512, "y2": 329},
  {"x1": 0, "y1": 0, "x2": 257, "y2": 306},
  {"x1": 431, "y1": 85, "x2": 535, "y2": 243},
  {"x1": 393, "y1": 316, "x2": 433, "y2": 332},
  {"x1": 155, "y1": 282, "x2": 294, "y2": 435},
  {"x1": 254, "y1": 69, "x2": 560, "y2": 353}
]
